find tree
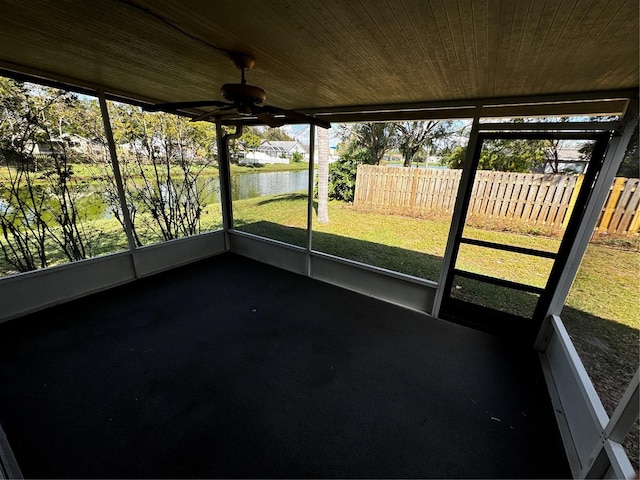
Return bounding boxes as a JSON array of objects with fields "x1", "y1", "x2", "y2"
[
  {"x1": 0, "y1": 78, "x2": 223, "y2": 270},
  {"x1": 543, "y1": 138, "x2": 562, "y2": 173},
  {"x1": 104, "y1": 105, "x2": 216, "y2": 244},
  {"x1": 484, "y1": 139, "x2": 546, "y2": 172},
  {"x1": 240, "y1": 126, "x2": 261, "y2": 150},
  {"x1": 441, "y1": 138, "x2": 546, "y2": 172},
  {"x1": 316, "y1": 126, "x2": 330, "y2": 223},
  {"x1": 439, "y1": 145, "x2": 466, "y2": 169},
  {"x1": 536, "y1": 118, "x2": 571, "y2": 174},
  {"x1": 578, "y1": 122, "x2": 639, "y2": 178},
  {"x1": 617, "y1": 122, "x2": 639, "y2": 178},
  {"x1": 260, "y1": 127, "x2": 293, "y2": 141},
  {"x1": 0, "y1": 146, "x2": 50, "y2": 272},
  {"x1": 339, "y1": 122, "x2": 397, "y2": 165},
  {"x1": 396, "y1": 121, "x2": 447, "y2": 167},
  {"x1": 0, "y1": 79, "x2": 94, "y2": 271},
  {"x1": 327, "y1": 149, "x2": 370, "y2": 202}
]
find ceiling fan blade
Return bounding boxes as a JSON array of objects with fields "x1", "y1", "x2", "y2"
[
  {"x1": 143, "y1": 100, "x2": 231, "y2": 112},
  {"x1": 262, "y1": 105, "x2": 331, "y2": 129},
  {"x1": 190, "y1": 104, "x2": 236, "y2": 123},
  {"x1": 256, "y1": 111, "x2": 285, "y2": 128}
]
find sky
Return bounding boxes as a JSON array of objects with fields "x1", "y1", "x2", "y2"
[{"x1": 285, "y1": 124, "x2": 341, "y2": 148}]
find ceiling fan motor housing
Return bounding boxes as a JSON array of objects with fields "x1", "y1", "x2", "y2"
[{"x1": 221, "y1": 83, "x2": 267, "y2": 105}]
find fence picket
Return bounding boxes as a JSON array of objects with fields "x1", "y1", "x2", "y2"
[
  {"x1": 554, "y1": 175, "x2": 577, "y2": 226},
  {"x1": 520, "y1": 175, "x2": 539, "y2": 221},
  {"x1": 618, "y1": 180, "x2": 640, "y2": 235},
  {"x1": 491, "y1": 172, "x2": 507, "y2": 217},
  {"x1": 445, "y1": 170, "x2": 459, "y2": 211},
  {"x1": 540, "y1": 175, "x2": 560, "y2": 225},
  {"x1": 510, "y1": 173, "x2": 527, "y2": 219},
  {"x1": 471, "y1": 172, "x2": 487, "y2": 215},
  {"x1": 597, "y1": 177, "x2": 626, "y2": 233},
  {"x1": 547, "y1": 175, "x2": 565, "y2": 226},
  {"x1": 608, "y1": 179, "x2": 639, "y2": 234}
]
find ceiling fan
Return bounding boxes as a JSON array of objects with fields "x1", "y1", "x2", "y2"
[{"x1": 144, "y1": 54, "x2": 331, "y2": 129}]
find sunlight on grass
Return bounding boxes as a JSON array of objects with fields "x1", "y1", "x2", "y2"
[
  {"x1": 561, "y1": 243, "x2": 639, "y2": 467},
  {"x1": 456, "y1": 243, "x2": 554, "y2": 289},
  {"x1": 233, "y1": 192, "x2": 308, "y2": 247},
  {"x1": 313, "y1": 201, "x2": 452, "y2": 280},
  {"x1": 566, "y1": 245, "x2": 639, "y2": 330}
]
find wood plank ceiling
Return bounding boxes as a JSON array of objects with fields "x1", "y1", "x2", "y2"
[{"x1": 0, "y1": 0, "x2": 638, "y2": 114}]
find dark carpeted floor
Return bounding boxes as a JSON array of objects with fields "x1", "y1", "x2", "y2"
[{"x1": 0, "y1": 252, "x2": 570, "y2": 479}]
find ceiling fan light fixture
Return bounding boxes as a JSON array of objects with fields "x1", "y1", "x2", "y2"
[{"x1": 236, "y1": 104, "x2": 253, "y2": 116}]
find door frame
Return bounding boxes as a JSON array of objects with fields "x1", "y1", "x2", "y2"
[{"x1": 438, "y1": 130, "x2": 611, "y2": 341}]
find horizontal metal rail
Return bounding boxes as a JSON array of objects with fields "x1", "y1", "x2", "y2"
[
  {"x1": 478, "y1": 121, "x2": 621, "y2": 132},
  {"x1": 460, "y1": 237, "x2": 558, "y2": 259},
  {"x1": 479, "y1": 131, "x2": 610, "y2": 141},
  {"x1": 453, "y1": 268, "x2": 546, "y2": 295}
]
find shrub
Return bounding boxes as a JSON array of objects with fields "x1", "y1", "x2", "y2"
[{"x1": 327, "y1": 149, "x2": 370, "y2": 202}]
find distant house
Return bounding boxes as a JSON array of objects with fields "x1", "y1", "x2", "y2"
[
  {"x1": 28, "y1": 135, "x2": 105, "y2": 158},
  {"x1": 28, "y1": 139, "x2": 65, "y2": 156},
  {"x1": 257, "y1": 140, "x2": 308, "y2": 160},
  {"x1": 60, "y1": 134, "x2": 106, "y2": 157},
  {"x1": 241, "y1": 151, "x2": 289, "y2": 165},
  {"x1": 544, "y1": 145, "x2": 587, "y2": 174}
]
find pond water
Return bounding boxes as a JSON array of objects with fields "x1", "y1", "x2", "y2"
[
  {"x1": 1, "y1": 170, "x2": 311, "y2": 222},
  {"x1": 230, "y1": 170, "x2": 309, "y2": 200},
  {"x1": 107, "y1": 170, "x2": 309, "y2": 220}
]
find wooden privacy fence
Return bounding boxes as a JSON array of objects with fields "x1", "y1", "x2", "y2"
[{"x1": 353, "y1": 165, "x2": 640, "y2": 236}]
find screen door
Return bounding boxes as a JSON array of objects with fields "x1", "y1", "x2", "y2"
[{"x1": 439, "y1": 131, "x2": 611, "y2": 340}]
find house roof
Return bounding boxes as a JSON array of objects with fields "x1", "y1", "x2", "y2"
[
  {"x1": 0, "y1": 1, "x2": 637, "y2": 122},
  {"x1": 260, "y1": 141, "x2": 304, "y2": 151}
]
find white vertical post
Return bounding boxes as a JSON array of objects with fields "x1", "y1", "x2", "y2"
[
  {"x1": 306, "y1": 125, "x2": 316, "y2": 276},
  {"x1": 606, "y1": 368, "x2": 639, "y2": 443},
  {"x1": 316, "y1": 126, "x2": 330, "y2": 224},
  {"x1": 97, "y1": 91, "x2": 137, "y2": 254},
  {"x1": 215, "y1": 122, "x2": 242, "y2": 251}
]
